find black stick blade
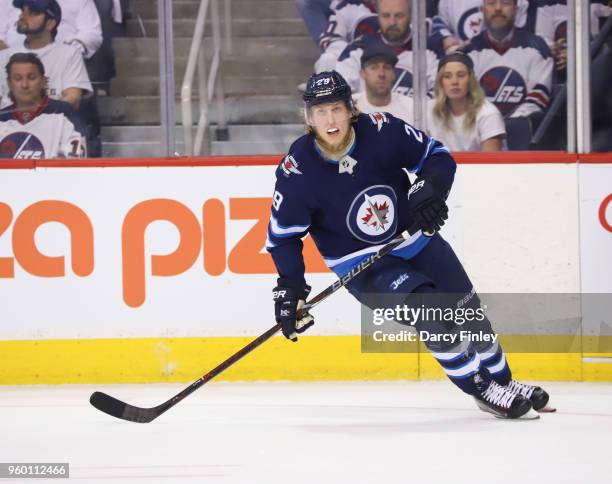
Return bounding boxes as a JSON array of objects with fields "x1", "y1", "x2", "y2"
[{"x1": 89, "y1": 391, "x2": 159, "y2": 423}]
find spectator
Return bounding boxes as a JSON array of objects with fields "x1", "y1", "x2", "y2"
[
  {"x1": 534, "y1": 1, "x2": 568, "y2": 81},
  {"x1": 427, "y1": 52, "x2": 505, "y2": 151},
  {"x1": 429, "y1": 0, "x2": 530, "y2": 56},
  {"x1": 0, "y1": 0, "x2": 93, "y2": 110},
  {"x1": 352, "y1": 44, "x2": 414, "y2": 123},
  {"x1": 535, "y1": 1, "x2": 612, "y2": 80},
  {"x1": 0, "y1": 52, "x2": 86, "y2": 159},
  {"x1": 461, "y1": 0, "x2": 553, "y2": 149},
  {"x1": 336, "y1": 0, "x2": 439, "y2": 96},
  {"x1": 295, "y1": 0, "x2": 333, "y2": 46},
  {"x1": 0, "y1": 0, "x2": 103, "y2": 59},
  {"x1": 316, "y1": 0, "x2": 378, "y2": 72}
]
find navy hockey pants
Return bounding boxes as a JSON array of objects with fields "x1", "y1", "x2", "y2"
[{"x1": 345, "y1": 234, "x2": 512, "y2": 395}]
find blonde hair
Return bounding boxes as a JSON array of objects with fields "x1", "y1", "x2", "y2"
[{"x1": 432, "y1": 63, "x2": 485, "y2": 132}]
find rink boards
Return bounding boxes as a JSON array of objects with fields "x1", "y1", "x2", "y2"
[{"x1": 0, "y1": 153, "x2": 611, "y2": 383}]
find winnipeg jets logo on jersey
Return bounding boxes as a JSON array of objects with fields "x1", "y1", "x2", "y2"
[
  {"x1": 392, "y1": 68, "x2": 415, "y2": 96},
  {"x1": 280, "y1": 155, "x2": 303, "y2": 177},
  {"x1": 480, "y1": 67, "x2": 526, "y2": 116},
  {"x1": 458, "y1": 7, "x2": 482, "y2": 40},
  {"x1": 347, "y1": 185, "x2": 398, "y2": 244},
  {"x1": 0, "y1": 132, "x2": 45, "y2": 159},
  {"x1": 368, "y1": 112, "x2": 389, "y2": 132},
  {"x1": 355, "y1": 15, "x2": 378, "y2": 38},
  {"x1": 361, "y1": 193, "x2": 390, "y2": 231}
]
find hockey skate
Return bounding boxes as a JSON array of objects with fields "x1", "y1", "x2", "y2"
[
  {"x1": 506, "y1": 380, "x2": 556, "y2": 412},
  {"x1": 474, "y1": 380, "x2": 540, "y2": 420}
]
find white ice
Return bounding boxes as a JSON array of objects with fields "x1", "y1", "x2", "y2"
[{"x1": 1, "y1": 381, "x2": 611, "y2": 483}]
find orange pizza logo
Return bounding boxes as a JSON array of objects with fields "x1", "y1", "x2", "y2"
[{"x1": 0, "y1": 198, "x2": 328, "y2": 308}]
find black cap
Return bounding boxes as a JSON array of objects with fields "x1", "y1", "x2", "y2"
[
  {"x1": 13, "y1": 0, "x2": 62, "y2": 24},
  {"x1": 437, "y1": 51, "x2": 474, "y2": 72},
  {"x1": 360, "y1": 45, "x2": 398, "y2": 68}
]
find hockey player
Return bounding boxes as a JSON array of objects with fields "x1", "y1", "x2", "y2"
[
  {"x1": 335, "y1": 0, "x2": 439, "y2": 95},
  {"x1": 0, "y1": 52, "x2": 86, "y2": 159},
  {"x1": 267, "y1": 70, "x2": 552, "y2": 419}
]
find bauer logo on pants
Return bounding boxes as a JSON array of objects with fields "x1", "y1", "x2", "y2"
[{"x1": 346, "y1": 185, "x2": 398, "y2": 244}]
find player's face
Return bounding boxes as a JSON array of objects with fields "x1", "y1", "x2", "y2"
[
  {"x1": 361, "y1": 59, "x2": 396, "y2": 97},
  {"x1": 16, "y1": 7, "x2": 49, "y2": 36},
  {"x1": 378, "y1": 0, "x2": 411, "y2": 42},
  {"x1": 307, "y1": 101, "x2": 352, "y2": 149},
  {"x1": 483, "y1": 0, "x2": 517, "y2": 34},
  {"x1": 440, "y1": 62, "x2": 470, "y2": 101},
  {"x1": 9, "y1": 63, "x2": 45, "y2": 106}
]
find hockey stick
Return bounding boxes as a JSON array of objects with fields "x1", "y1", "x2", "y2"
[{"x1": 90, "y1": 228, "x2": 416, "y2": 423}]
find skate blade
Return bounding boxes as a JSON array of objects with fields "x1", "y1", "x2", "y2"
[
  {"x1": 492, "y1": 407, "x2": 540, "y2": 420},
  {"x1": 537, "y1": 405, "x2": 557, "y2": 413},
  {"x1": 475, "y1": 399, "x2": 540, "y2": 420}
]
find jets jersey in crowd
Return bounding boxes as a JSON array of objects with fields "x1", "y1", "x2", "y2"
[
  {"x1": 462, "y1": 29, "x2": 553, "y2": 118},
  {"x1": 0, "y1": 99, "x2": 86, "y2": 159},
  {"x1": 0, "y1": 42, "x2": 92, "y2": 108},
  {"x1": 319, "y1": 0, "x2": 378, "y2": 55},
  {"x1": 429, "y1": 0, "x2": 530, "y2": 54},
  {"x1": 336, "y1": 32, "x2": 439, "y2": 95},
  {"x1": 266, "y1": 113, "x2": 455, "y2": 285},
  {"x1": 315, "y1": 0, "x2": 378, "y2": 72}
]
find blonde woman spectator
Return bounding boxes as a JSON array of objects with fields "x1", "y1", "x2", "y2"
[{"x1": 427, "y1": 52, "x2": 505, "y2": 151}]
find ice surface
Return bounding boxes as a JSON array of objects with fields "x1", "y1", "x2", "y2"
[{"x1": 1, "y1": 381, "x2": 611, "y2": 483}]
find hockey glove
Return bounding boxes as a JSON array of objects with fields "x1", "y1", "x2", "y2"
[
  {"x1": 273, "y1": 282, "x2": 314, "y2": 342},
  {"x1": 407, "y1": 178, "x2": 449, "y2": 235}
]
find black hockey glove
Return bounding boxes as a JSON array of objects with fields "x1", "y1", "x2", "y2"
[
  {"x1": 273, "y1": 281, "x2": 314, "y2": 342},
  {"x1": 407, "y1": 177, "x2": 449, "y2": 235}
]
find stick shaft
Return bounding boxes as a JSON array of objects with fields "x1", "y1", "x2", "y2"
[{"x1": 90, "y1": 228, "x2": 416, "y2": 422}]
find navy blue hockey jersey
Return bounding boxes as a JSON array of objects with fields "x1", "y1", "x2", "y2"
[{"x1": 266, "y1": 113, "x2": 455, "y2": 287}]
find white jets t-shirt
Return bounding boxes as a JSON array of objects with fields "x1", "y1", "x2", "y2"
[
  {"x1": 353, "y1": 92, "x2": 415, "y2": 125},
  {"x1": 426, "y1": 98, "x2": 505, "y2": 151},
  {"x1": 0, "y1": 0, "x2": 103, "y2": 58},
  {"x1": 0, "y1": 41, "x2": 92, "y2": 108}
]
